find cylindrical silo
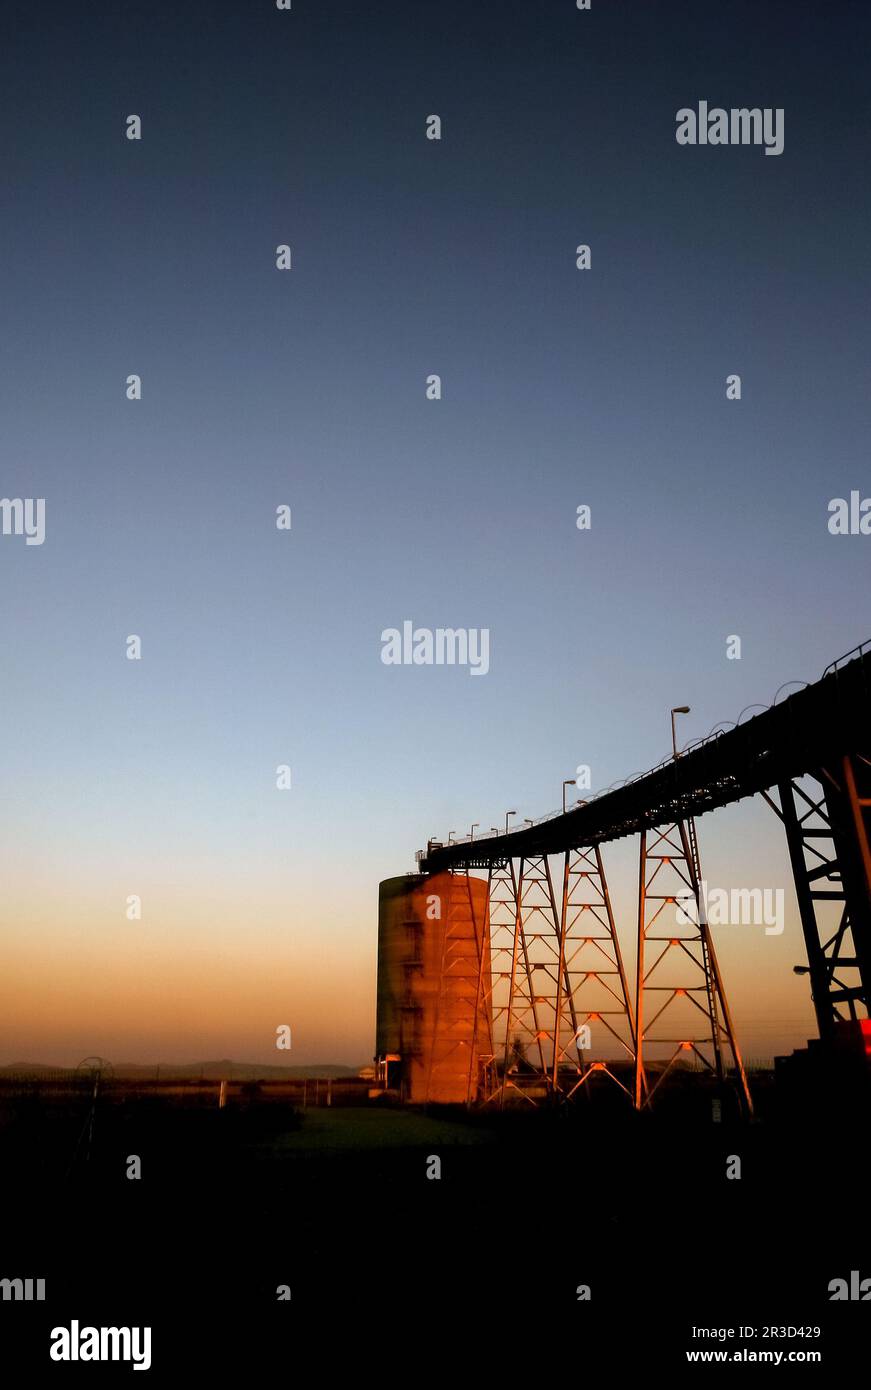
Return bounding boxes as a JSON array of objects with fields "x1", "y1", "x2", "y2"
[{"x1": 376, "y1": 872, "x2": 491, "y2": 1104}]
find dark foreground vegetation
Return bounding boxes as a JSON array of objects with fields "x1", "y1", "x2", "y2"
[{"x1": 1, "y1": 1072, "x2": 868, "y2": 1375}]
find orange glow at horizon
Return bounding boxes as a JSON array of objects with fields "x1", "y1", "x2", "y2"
[
  {"x1": 0, "y1": 797, "x2": 821, "y2": 1071},
  {"x1": 0, "y1": 872, "x2": 376, "y2": 1069}
]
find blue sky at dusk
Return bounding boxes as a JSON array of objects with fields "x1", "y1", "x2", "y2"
[{"x1": 1, "y1": 0, "x2": 869, "y2": 1066}]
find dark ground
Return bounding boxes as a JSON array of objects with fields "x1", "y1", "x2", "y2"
[{"x1": 1, "y1": 1077, "x2": 869, "y2": 1376}]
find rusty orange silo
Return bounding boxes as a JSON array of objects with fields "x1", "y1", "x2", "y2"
[{"x1": 376, "y1": 872, "x2": 491, "y2": 1104}]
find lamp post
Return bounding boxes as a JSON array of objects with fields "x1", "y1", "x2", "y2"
[
  {"x1": 505, "y1": 810, "x2": 516, "y2": 835},
  {"x1": 470, "y1": 823, "x2": 479, "y2": 841},
  {"x1": 670, "y1": 706, "x2": 691, "y2": 760},
  {"x1": 562, "y1": 779, "x2": 576, "y2": 814}
]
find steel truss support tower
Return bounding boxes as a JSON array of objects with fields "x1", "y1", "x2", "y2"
[
  {"x1": 484, "y1": 855, "x2": 556, "y2": 1106},
  {"x1": 473, "y1": 858, "x2": 522, "y2": 1101},
  {"x1": 766, "y1": 754, "x2": 871, "y2": 1042},
  {"x1": 634, "y1": 821, "x2": 752, "y2": 1115},
  {"x1": 554, "y1": 845, "x2": 636, "y2": 1099},
  {"x1": 476, "y1": 848, "x2": 634, "y2": 1106}
]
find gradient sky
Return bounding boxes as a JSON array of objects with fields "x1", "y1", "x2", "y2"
[{"x1": 1, "y1": 0, "x2": 869, "y2": 1067}]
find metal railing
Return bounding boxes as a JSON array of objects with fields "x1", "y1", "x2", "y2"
[{"x1": 419, "y1": 638, "x2": 871, "y2": 859}]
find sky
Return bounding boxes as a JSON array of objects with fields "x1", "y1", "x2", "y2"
[{"x1": 1, "y1": 0, "x2": 869, "y2": 1068}]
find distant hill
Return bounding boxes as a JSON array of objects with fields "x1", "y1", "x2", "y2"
[{"x1": 0, "y1": 1060, "x2": 365, "y2": 1081}]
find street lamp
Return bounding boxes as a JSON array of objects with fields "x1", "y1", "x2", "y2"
[
  {"x1": 470, "y1": 823, "x2": 479, "y2": 841},
  {"x1": 524, "y1": 818, "x2": 534, "y2": 828},
  {"x1": 670, "y1": 706, "x2": 690, "y2": 760},
  {"x1": 505, "y1": 810, "x2": 516, "y2": 835},
  {"x1": 448, "y1": 831, "x2": 456, "y2": 844},
  {"x1": 562, "y1": 779, "x2": 576, "y2": 814}
]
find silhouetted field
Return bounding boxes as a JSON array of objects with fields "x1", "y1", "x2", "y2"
[{"x1": 1, "y1": 1076, "x2": 869, "y2": 1373}]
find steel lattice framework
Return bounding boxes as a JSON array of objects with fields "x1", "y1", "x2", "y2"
[
  {"x1": 556, "y1": 845, "x2": 635, "y2": 1098},
  {"x1": 764, "y1": 752, "x2": 871, "y2": 1041},
  {"x1": 481, "y1": 856, "x2": 559, "y2": 1106},
  {"x1": 634, "y1": 820, "x2": 751, "y2": 1114},
  {"x1": 415, "y1": 641, "x2": 871, "y2": 1109},
  {"x1": 462, "y1": 848, "x2": 635, "y2": 1107}
]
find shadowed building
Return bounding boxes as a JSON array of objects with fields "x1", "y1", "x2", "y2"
[{"x1": 376, "y1": 872, "x2": 491, "y2": 1104}]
